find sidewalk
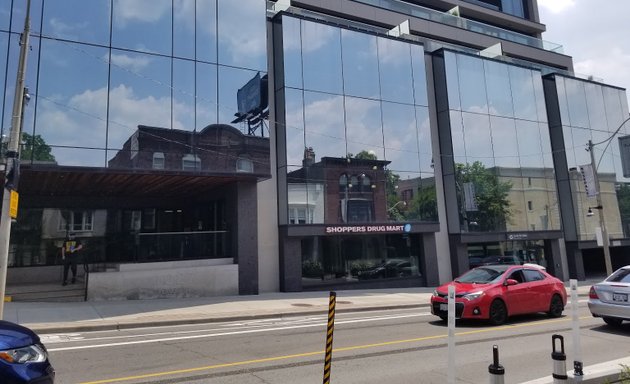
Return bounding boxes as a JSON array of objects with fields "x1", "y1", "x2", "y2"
[{"x1": 3, "y1": 284, "x2": 592, "y2": 334}]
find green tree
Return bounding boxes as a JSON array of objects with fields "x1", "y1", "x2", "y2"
[
  {"x1": 21, "y1": 132, "x2": 56, "y2": 162},
  {"x1": 406, "y1": 184, "x2": 438, "y2": 221},
  {"x1": 456, "y1": 161, "x2": 512, "y2": 231}
]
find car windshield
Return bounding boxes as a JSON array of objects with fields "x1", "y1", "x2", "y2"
[
  {"x1": 606, "y1": 268, "x2": 630, "y2": 283},
  {"x1": 455, "y1": 267, "x2": 506, "y2": 283}
]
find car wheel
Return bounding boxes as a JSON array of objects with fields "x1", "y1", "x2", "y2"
[
  {"x1": 547, "y1": 294, "x2": 564, "y2": 318},
  {"x1": 603, "y1": 317, "x2": 623, "y2": 327},
  {"x1": 489, "y1": 299, "x2": 507, "y2": 325}
]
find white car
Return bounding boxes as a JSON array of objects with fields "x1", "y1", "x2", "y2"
[{"x1": 588, "y1": 265, "x2": 630, "y2": 326}]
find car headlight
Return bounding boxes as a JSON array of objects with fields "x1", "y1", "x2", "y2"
[
  {"x1": 0, "y1": 344, "x2": 47, "y2": 364},
  {"x1": 462, "y1": 291, "x2": 484, "y2": 301},
  {"x1": 432, "y1": 290, "x2": 439, "y2": 297}
]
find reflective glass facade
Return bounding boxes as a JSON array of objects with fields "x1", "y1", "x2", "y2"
[
  {"x1": 552, "y1": 75, "x2": 630, "y2": 241},
  {"x1": 441, "y1": 51, "x2": 560, "y2": 234},
  {"x1": 1, "y1": 0, "x2": 268, "y2": 270},
  {"x1": 278, "y1": 15, "x2": 436, "y2": 226}
]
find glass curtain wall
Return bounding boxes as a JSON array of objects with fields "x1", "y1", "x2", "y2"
[
  {"x1": 277, "y1": 15, "x2": 433, "y2": 284},
  {"x1": 2, "y1": 0, "x2": 267, "y2": 169},
  {"x1": 1, "y1": 0, "x2": 268, "y2": 267},
  {"x1": 443, "y1": 51, "x2": 559, "y2": 233},
  {"x1": 553, "y1": 75, "x2": 630, "y2": 241},
  {"x1": 280, "y1": 15, "x2": 435, "y2": 227}
]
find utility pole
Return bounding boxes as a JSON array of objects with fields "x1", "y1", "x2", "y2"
[
  {"x1": 0, "y1": 0, "x2": 31, "y2": 319},
  {"x1": 588, "y1": 139, "x2": 613, "y2": 277}
]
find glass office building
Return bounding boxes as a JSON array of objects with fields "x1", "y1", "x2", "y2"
[{"x1": 2, "y1": 0, "x2": 629, "y2": 299}]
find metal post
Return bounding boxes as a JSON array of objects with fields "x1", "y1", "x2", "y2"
[
  {"x1": 488, "y1": 345, "x2": 505, "y2": 384},
  {"x1": 322, "y1": 291, "x2": 336, "y2": 384},
  {"x1": 551, "y1": 334, "x2": 568, "y2": 383},
  {"x1": 588, "y1": 139, "x2": 613, "y2": 276},
  {"x1": 0, "y1": 0, "x2": 31, "y2": 319},
  {"x1": 447, "y1": 284, "x2": 456, "y2": 384},
  {"x1": 570, "y1": 279, "x2": 583, "y2": 380}
]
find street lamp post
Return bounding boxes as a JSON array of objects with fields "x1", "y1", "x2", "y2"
[
  {"x1": 584, "y1": 114, "x2": 630, "y2": 277},
  {"x1": 587, "y1": 139, "x2": 613, "y2": 277}
]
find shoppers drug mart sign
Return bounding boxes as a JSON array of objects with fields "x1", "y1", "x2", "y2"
[{"x1": 325, "y1": 224, "x2": 412, "y2": 234}]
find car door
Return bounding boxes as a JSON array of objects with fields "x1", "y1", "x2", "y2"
[
  {"x1": 503, "y1": 269, "x2": 532, "y2": 315},
  {"x1": 522, "y1": 268, "x2": 548, "y2": 312}
]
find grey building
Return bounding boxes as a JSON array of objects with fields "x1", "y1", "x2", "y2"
[{"x1": 1, "y1": 0, "x2": 628, "y2": 300}]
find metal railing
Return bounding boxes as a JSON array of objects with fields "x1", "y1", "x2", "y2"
[{"x1": 350, "y1": 0, "x2": 563, "y2": 53}]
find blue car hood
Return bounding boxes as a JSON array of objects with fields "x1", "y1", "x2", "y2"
[{"x1": 0, "y1": 321, "x2": 39, "y2": 350}]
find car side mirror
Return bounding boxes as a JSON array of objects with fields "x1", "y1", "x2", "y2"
[{"x1": 505, "y1": 279, "x2": 519, "y2": 286}]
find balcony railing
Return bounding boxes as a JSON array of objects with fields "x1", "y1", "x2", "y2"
[{"x1": 350, "y1": 0, "x2": 563, "y2": 53}]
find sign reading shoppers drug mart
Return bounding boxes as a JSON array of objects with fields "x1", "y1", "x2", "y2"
[{"x1": 325, "y1": 224, "x2": 412, "y2": 234}]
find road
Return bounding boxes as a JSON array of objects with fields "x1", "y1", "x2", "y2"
[{"x1": 43, "y1": 300, "x2": 630, "y2": 384}]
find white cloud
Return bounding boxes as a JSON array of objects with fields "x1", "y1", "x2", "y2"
[
  {"x1": 49, "y1": 18, "x2": 89, "y2": 38},
  {"x1": 108, "y1": 53, "x2": 152, "y2": 71},
  {"x1": 113, "y1": 0, "x2": 171, "y2": 26},
  {"x1": 37, "y1": 84, "x2": 195, "y2": 166}
]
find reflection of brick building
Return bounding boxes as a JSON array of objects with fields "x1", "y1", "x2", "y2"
[
  {"x1": 109, "y1": 124, "x2": 270, "y2": 174},
  {"x1": 287, "y1": 152, "x2": 390, "y2": 224}
]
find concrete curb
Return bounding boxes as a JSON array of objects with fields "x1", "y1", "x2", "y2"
[
  {"x1": 27, "y1": 303, "x2": 430, "y2": 334},
  {"x1": 521, "y1": 356, "x2": 630, "y2": 383}
]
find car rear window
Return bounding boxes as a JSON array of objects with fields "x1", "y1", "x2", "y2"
[{"x1": 607, "y1": 268, "x2": 630, "y2": 283}]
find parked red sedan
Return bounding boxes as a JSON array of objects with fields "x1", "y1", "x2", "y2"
[{"x1": 431, "y1": 264, "x2": 567, "y2": 325}]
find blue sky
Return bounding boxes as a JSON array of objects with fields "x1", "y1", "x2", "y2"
[{"x1": 538, "y1": 0, "x2": 630, "y2": 110}]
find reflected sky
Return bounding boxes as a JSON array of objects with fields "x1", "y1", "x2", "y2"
[{"x1": 1, "y1": 0, "x2": 267, "y2": 167}]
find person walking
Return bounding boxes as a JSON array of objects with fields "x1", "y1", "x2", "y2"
[{"x1": 62, "y1": 233, "x2": 83, "y2": 286}]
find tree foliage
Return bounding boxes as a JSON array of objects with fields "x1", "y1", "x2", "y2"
[
  {"x1": 20, "y1": 132, "x2": 56, "y2": 162},
  {"x1": 455, "y1": 161, "x2": 512, "y2": 231}
]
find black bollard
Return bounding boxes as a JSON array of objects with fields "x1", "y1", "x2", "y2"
[
  {"x1": 551, "y1": 334, "x2": 568, "y2": 383},
  {"x1": 488, "y1": 345, "x2": 505, "y2": 384}
]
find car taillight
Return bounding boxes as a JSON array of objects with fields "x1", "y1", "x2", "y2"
[{"x1": 589, "y1": 286, "x2": 598, "y2": 299}]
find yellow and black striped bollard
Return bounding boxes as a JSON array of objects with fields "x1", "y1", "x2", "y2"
[{"x1": 322, "y1": 291, "x2": 337, "y2": 384}]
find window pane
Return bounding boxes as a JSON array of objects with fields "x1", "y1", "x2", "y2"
[
  {"x1": 42, "y1": 0, "x2": 110, "y2": 45},
  {"x1": 515, "y1": 120, "x2": 543, "y2": 168},
  {"x1": 458, "y1": 54, "x2": 488, "y2": 114},
  {"x1": 284, "y1": 88, "x2": 306, "y2": 167},
  {"x1": 303, "y1": 91, "x2": 346, "y2": 159},
  {"x1": 282, "y1": 16, "x2": 303, "y2": 89},
  {"x1": 173, "y1": 0, "x2": 195, "y2": 59},
  {"x1": 484, "y1": 60, "x2": 513, "y2": 118},
  {"x1": 218, "y1": 66, "x2": 264, "y2": 127},
  {"x1": 383, "y1": 102, "x2": 419, "y2": 173},
  {"x1": 35, "y1": 40, "x2": 108, "y2": 166},
  {"x1": 378, "y1": 37, "x2": 414, "y2": 104},
  {"x1": 108, "y1": 50, "x2": 172, "y2": 162},
  {"x1": 411, "y1": 44, "x2": 428, "y2": 106},
  {"x1": 509, "y1": 66, "x2": 537, "y2": 121},
  {"x1": 301, "y1": 22, "x2": 342, "y2": 94},
  {"x1": 462, "y1": 112, "x2": 494, "y2": 167},
  {"x1": 195, "y1": 0, "x2": 217, "y2": 62},
  {"x1": 341, "y1": 29, "x2": 379, "y2": 99},
  {"x1": 112, "y1": 0, "x2": 172, "y2": 55},
  {"x1": 196, "y1": 62, "x2": 218, "y2": 127},
  {"x1": 564, "y1": 78, "x2": 589, "y2": 128},
  {"x1": 217, "y1": 0, "x2": 266, "y2": 71},
  {"x1": 444, "y1": 52, "x2": 461, "y2": 111},
  {"x1": 490, "y1": 116, "x2": 519, "y2": 167},
  {"x1": 346, "y1": 97, "x2": 383, "y2": 159},
  {"x1": 173, "y1": 58, "x2": 195, "y2": 131}
]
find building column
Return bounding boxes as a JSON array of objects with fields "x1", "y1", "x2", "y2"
[
  {"x1": 279, "y1": 233, "x2": 302, "y2": 292},
  {"x1": 448, "y1": 235, "x2": 468, "y2": 278},
  {"x1": 564, "y1": 241, "x2": 585, "y2": 280},
  {"x1": 547, "y1": 238, "x2": 568, "y2": 281},
  {"x1": 236, "y1": 181, "x2": 259, "y2": 295},
  {"x1": 421, "y1": 233, "x2": 440, "y2": 286}
]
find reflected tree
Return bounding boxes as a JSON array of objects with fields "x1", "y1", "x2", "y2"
[
  {"x1": 406, "y1": 184, "x2": 438, "y2": 221},
  {"x1": 617, "y1": 183, "x2": 630, "y2": 237},
  {"x1": 20, "y1": 133, "x2": 56, "y2": 162},
  {"x1": 456, "y1": 161, "x2": 512, "y2": 231}
]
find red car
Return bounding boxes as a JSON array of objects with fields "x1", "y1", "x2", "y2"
[{"x1": 431, "y1": 264, "x2": 567, "y2": 325}]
